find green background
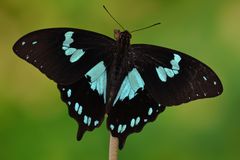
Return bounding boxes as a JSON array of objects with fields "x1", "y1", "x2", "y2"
[{"x1": 1, "y1": 0, "x2": 239, "y2": 159}]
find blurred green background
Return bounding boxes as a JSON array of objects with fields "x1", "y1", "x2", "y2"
[{"x1": 0, "y1": 0, "x2": 240, "y2": 159}]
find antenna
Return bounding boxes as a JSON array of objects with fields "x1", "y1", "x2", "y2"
[
  {"x1": 131, "y1": 22, "x2": 161, "y2": 33},
  {"x1": 103, "y1": 5, "x2": 125, "y2": 31}
]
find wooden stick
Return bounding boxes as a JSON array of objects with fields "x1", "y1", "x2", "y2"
[{"x1": 109, "y1": 134, "x2": 119, "y2": 160}]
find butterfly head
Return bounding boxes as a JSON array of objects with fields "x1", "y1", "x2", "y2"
[{"x1": 114, "y1": 29, "x2": 132, "y2": 45}]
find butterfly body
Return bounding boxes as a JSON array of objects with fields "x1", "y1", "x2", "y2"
[
  {"x1": 106, "y1": 30, "x2": 133, "y2": 110},
  {"x1": 13, "y1": 27, "x2": 223, "y2": 149}
]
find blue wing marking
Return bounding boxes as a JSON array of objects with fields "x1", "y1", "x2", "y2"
[
  {"x1": 155, "y1": 66, "x2": 167, "y2": 82},
  {"x1": 69, "y1": 49, "x2": 85, "y2": 63},
  {"x1": 62, "y1": 31, "x2": 74, "y2": 49},
  {"x1": 62, "y1": 31, "x2": 85, "y2": 63},
  {"x1": 85, "y1": 61, "x2": 107, "y2": 103},
  {"x1": 113, "y1": 68, "x2": 145, "y2": 106},
  {"x1": 156, "y1": 53, "x2": 181, "y2": 82}
]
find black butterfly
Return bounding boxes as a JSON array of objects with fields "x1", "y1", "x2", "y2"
[{"x1": 13, "y1": 28, "x2": 223, "y2": 149}]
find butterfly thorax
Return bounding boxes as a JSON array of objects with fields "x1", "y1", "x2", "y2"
[
  {"x1": 106, "y1": 30, "x2": 132, "y2": 110},
  {"x1": 114, "y1": 30, "x2": 131, "y2": 48}
]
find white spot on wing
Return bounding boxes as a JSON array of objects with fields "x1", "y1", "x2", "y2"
[
  {"x1": 83, "y1": 115, "x2": 88, "y2": 124},
  {"x1": 32, "y1": 41, "x2": 38, "y2": 45},
  {"x1": 110, "y1": 124, "x2": 114, "y2": 130},
  {"x1": 74, "y1": 103, "x2": 79, "y2": 112},
  {"x1": 130, "y1": 119, "x2": 135, "y2": 127},
  {"x1": 135, "y1": 117, "x2": 140, "y2": 125},
  {"x1": 121, "y1": 124, "x2": 127, "y2": 133},
  {"x1": 67, "y1": 89, "x2": 72, "y2": 97},
  {"x1": 88, "y1": 117, "x2": 91, "y2": 126},
  {"x1": 117, "y1": 124, "x2": 122, "y2": 133},
  {"x1": 78, "y1": 106, "x2": 82, "y2": 115},
  {"x1": 94, "y1": 120, "x2": 99, "y2": 126},
  {"x1": 148, "y1": 107, "x2": 153, "y2": 116}
]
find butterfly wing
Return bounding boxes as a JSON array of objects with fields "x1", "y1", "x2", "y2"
[
  {"x1": 106, "y1": 66, "x2": 166, "y2": 149},
  {"x1": 57, "y1": 76, "x2": 106, "y2": 141},
  {"x1": 131, "y1": 44, "x2": 223, "y2": 106},
  {"x1": 106, "y1": 44, "x2": 223, "y2": 149},
  {"x1": 13, "y1": 28, "x2": 115, "y2": 140},
  {"x1": 107, "y1": 89, "x2": 166, "y2": 149},
  {"x1": 13, "y1": 28, "x2": 115, "y2": 84}
]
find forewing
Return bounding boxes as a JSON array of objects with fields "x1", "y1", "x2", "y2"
[
  {"x1": 13, "y1": 28, "x2": 113, "y2": 140},
  {"x1": 131, "y1": 44, "x2": 223, "y2": 106},
  {"x1": 13, "y1": 28, "x2": 115, "y2": 84}
]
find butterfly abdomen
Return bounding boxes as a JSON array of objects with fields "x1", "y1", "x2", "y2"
[{"x1": 106, "y1": 57, "x2": 127, "y2": 108}]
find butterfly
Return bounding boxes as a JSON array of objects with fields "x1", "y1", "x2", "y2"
[{"x1": 13, "y1": 27, "x2": 223, "y2": 149}]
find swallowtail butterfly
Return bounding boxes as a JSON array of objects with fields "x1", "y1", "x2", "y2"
[{"x1": 13, "y1": 27, "x2": 223, "y2": 149}]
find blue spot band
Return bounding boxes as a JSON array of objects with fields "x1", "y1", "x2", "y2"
[
  {"x1": 156, "y1": 53, "x2": 182, "y2": 82},
  {"x1": 62, "y1": 31, "x2": 85, "y2": 63},
  {"x1": 113, "y1": 68, "x2": 145, "y2": 105},
  {"x1": 85, "y1": 61, "x2": 107, "y2": 103}
]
